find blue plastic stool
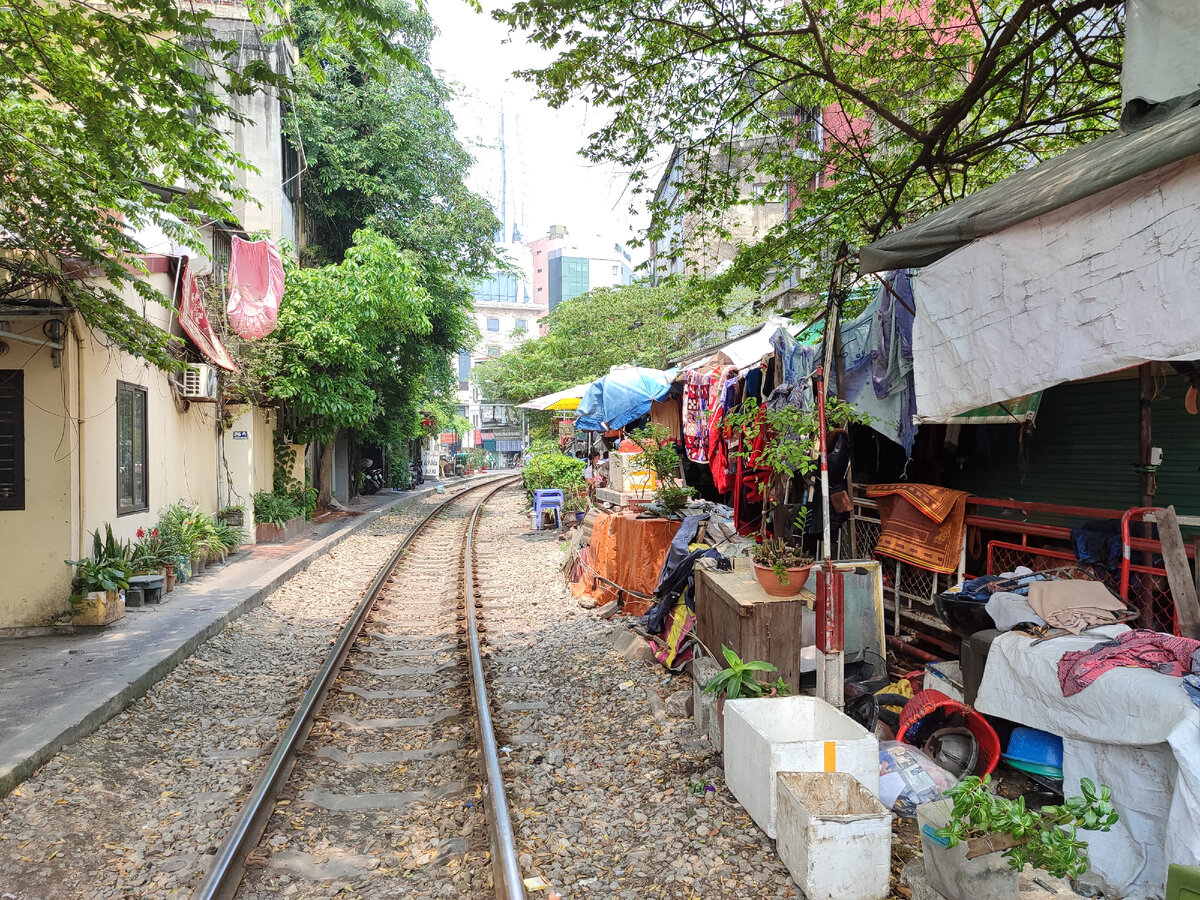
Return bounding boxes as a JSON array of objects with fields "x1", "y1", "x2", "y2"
[{"x1": 532, "y1": 489, "x2": 564, "y2": 531}]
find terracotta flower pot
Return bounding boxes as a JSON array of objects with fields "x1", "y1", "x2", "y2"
[
  {"x1": 752, "y1": 561, "x2": 814, "y2": 597},
  {"x1": 164, "y1": 572, "x2": 176, "y2": 593}
]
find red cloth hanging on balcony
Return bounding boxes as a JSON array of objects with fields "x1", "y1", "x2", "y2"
[
  {"x1": 226, "y1": 236, "x2": 285, "y2": 340},
  {"x1": 178, "y1": 257, "x2": 237, "y2": 371}
]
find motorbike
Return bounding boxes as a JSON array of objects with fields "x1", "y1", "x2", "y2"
[
  {"x1": 409, "y1": 459, "x2": 425, "y2": 487},
  {"x1": 361, "y1": 458, "x2": 385, "y2": 495}
]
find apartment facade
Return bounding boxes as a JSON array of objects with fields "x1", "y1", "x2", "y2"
[{"x1": 0, "y1": 2, "x2": 298, "y2": 627}]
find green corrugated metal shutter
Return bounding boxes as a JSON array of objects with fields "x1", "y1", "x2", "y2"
[
  {"x1": 948, "y1": 377, "x2": 1140, "y2": 512},
  {"x1": 1149, "y1": 373, "x2": 1200, "y2": 516},
  {"x1": 946, "y1": 373, "x2": 1200, "y2": 516}
]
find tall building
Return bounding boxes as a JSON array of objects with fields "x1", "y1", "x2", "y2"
[
  {"x1": 528, "y1": 225, "x2": 635, "y2": 313},
  {"x1": 451, "y1": 101, "x2": 543, "y2": 457}
]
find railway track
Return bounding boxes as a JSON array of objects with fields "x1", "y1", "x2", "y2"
[{"x1": 192, "y1": 476, "x2": 527, "y2": 900}]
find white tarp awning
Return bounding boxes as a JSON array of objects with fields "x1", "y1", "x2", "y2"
[
  {"x1": 678, "y1": 315, "x2": 799, "y2": 372},
  {"x1": 912, "y1": 156, "x2": 1200, "y2": 419}
]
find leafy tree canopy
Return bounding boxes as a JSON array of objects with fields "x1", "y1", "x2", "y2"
[
  {"x1": 288, "y1": 0, "x2": 500, "y2": 292},
  {"x1": 496, "y1": 0, "x2": 1123, "y2": 303},
  {"x1": 235, "y1": 229, "x2": 475, "y2": 446},
  {"x1": 473, "y1": 282, "x2": 758, "y2": 405},
  {"x1": 0, "y1": 0, "x2": 409, "y2": 370}
]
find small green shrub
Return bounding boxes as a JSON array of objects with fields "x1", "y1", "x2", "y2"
[
  {"x1": 522, "y1": 451, "x2": 585, "y2": 501},
  {"x1": 253, "y1": 491, "x2": 301, "y2": 526}
]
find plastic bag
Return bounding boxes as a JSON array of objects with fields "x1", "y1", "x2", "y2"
[{"x1": 878, "y1": 741, "x2": 959, "y2": 817}]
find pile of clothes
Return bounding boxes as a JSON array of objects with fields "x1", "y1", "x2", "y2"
[{"x1": 946, "y1": 567, "x2": 1128, "y2": 635}]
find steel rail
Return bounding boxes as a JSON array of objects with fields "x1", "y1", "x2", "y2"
[
  {"x1": 464, "y1": 482, "x2": 528, "y2": 900},
  {"x1": 192, "y1": 475, "x2": 516, "y2": 900}
]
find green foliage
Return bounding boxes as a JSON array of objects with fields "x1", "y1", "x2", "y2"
[
  {"x1": 213, "y1": 522, "x2": 245, "y2": 553},
  {"x1": 703, "y1": 645, "x2": 779, "y2": 700},
  {"x1": 253, "y1": 488, "x2": 315, "y2": 526},
  {"x1": 156, "y1": 502, "x2": 223, "y2": 560},
  {"x1": 725, "y1": 395, "x2": 866, "y2": 483},
  {"x1": 936, "y1": 775, "x2": 1119, "y2": 879},
  {"x1": 626, "y1": 423, "x2": 694, "y2": 514},
  {"x1": 473, "y1": 283, "x2": 758, "y2": 405},
  {"x1": 66, "y1": 525, "x2": 133, "y2": 597},
  {"x1": 522, "y1": 452, "x2": 586, "y2": 501},
  {"x1": 130, "y1": 528, "x2": 173, "y2": 575},
  {"x1": 0, "y1": 0, "x2": 413, "y2": 369},
  {"x1": 231, "y1": 229, "x2": 475, "y2": 490},
  {"x1": 467, "y1": 448, "x2": 488, "y2": 471},
  {"x1": 497, "y1": 0, "x2": 1122, "y2": 307},
  {"x1": 273, "y1": 434, "x2": 300, "y2": 495},
  {"x1": 288, "y1": 0, "x2": 499, "y2": 283}
]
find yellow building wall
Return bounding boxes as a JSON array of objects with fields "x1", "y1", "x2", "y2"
[
  {"x1": 78, "y1": 332, "x2": 222, "y2": 549},
  {"x1": 0, "y1": 274, "x2": 276, "y2": 626},
  {"x1": 0, "y1": 321, "x2": 76, "y2": 626}
]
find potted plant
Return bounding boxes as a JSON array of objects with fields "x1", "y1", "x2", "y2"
[
  {"x1": 626, "y1": 424, "x2": 696, "y2": 515},
  {"x1": 751, "y1": 536, "x2": 815, "y2": 597},
  {"x1": 921, "y1": 774, "x2": 1118, "y2": 899},
  {"x1": 562, "y1": 491, "x2": 589, "y2": 524},
  {"x1": 217, "y1": 504, "x2": 245, "y2": 528},
  {"x1": 702, "y1": 645, "x2": 788, "y2": 746},
  {"x1": 724, "y1": 397, "x2": 867, "y2": 593},
  {"x1": 66, "y1": 525, "x2": 132, "y2": 626}
]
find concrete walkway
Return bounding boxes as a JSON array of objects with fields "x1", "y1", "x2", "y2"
[{"x1": 0, "y1": 475, "x2": 503, "y2": 796}]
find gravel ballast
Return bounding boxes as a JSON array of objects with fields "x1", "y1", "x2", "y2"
[{"x1": 0, "y1": 485, "x2": 803, "y2": 899}]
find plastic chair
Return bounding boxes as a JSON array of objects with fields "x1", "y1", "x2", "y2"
[{"x1": 532, "y1": 489, "x2": 564, "y2": 531}]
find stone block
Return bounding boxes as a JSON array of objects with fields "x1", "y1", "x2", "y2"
[
  {"x1": 691, "y1": 656, "x2": 722, "y2": 741},
  {"x1": 611, "y1": 629, "x2": 656, "y2": 664}
]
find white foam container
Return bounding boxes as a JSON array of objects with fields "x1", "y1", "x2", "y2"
[
  {"x1": 724, "y1": 695, "x2": 880, "y2": 837},
  {"x1": 776, "y1": 771, "x2": 892, "y2": 900}
]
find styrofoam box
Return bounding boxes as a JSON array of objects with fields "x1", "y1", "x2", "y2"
[
  {"x1": 724, "y1": 696, "x2": 880, "y2": 838},
  {"x1": 776, "y1": 771, "x2": 892, "y2": 900}
]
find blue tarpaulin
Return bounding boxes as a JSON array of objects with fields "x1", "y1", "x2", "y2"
[{"x1": 575, "y1": 366, "x2": 676, "y2": 432}]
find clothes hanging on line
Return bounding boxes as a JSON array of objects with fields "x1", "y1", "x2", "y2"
[{"x1": 683, "y1": 370, "x2": 711, "y2": 462}]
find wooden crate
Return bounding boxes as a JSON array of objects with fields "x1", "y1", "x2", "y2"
[{"x1": 695, "y1": 560, "x2": 813, "y2": 693}]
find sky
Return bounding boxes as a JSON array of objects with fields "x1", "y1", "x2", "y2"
[{"x1": 428, "y1": 1, "x2": 651, "y2": 252}]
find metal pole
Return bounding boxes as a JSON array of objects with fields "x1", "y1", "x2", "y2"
[{"x1": 815, "y1": 243, "x2": 848, "y2": 707}]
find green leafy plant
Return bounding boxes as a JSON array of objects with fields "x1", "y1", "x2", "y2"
[
  {"x1": 130, "y1": 527, "x2": 172, "y2": 574},
  {"x1": 214, "y1": 522, "x2": 245, "y2": 553},
  {"x1": 522, "y1": 450, "x2": 586, "y2": 502},
  {"x1": 702, "y1": 645, "x2": 779, "y2": 699},
  {"x1": 253, "y1": 491, "x2": 303, "y2": 527},
  {"x1": 66, "y1": 525, "x2": 133, "y2": 599},
  {"x1": 467, "y1": 447, "x2": 488, "y2": 470},
  {"x1": 627, "y1": 423, "x2": 695, "y2": 514},
  {"x1": 562, "y1": 491, "x2": 590, "y2": 514},
  {"x1": 935, "y1": 775, "x2": 1119, "y2": 879}
]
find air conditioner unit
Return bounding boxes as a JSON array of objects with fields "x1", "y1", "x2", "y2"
[{"x1": 181, "y1": 363, "x2": 219, "y2": 401}]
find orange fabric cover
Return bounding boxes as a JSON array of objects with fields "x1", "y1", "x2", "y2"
[
  {"x1": 572, "y1": 511, "x2": 680, "y2": 610},
  {"x1": 865, "y1": 482, "x2": 969, "y2": 574}
]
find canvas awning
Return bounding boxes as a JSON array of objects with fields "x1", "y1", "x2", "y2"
[
  {"x1": 859, "y1": 93, "x2": 1200, "y2": 274},
  {"x1": 673, "y1": 315, "x2": 802, "y2": 372},
  {"x1": 517, "y1": 383, "x2": 589, "y2": 411},
  {"x1": 857, "y1": 93, "x2": 1200, "y2": 420}
]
